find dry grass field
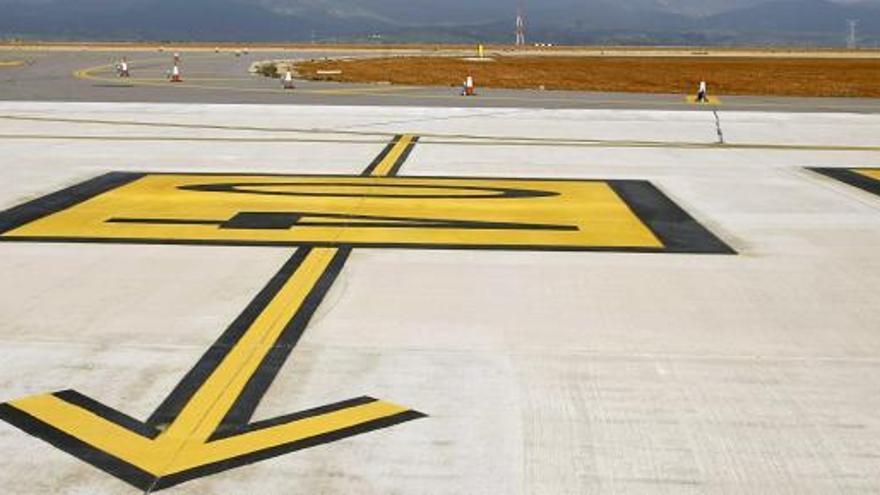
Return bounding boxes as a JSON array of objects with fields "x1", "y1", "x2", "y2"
[{"x1": 295, "y1": 56, "x2": 880, "y2": 97}]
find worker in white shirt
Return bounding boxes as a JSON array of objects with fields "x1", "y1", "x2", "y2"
[{"x1": 118, "y1": 58, "x2": 130, "y2": 78}]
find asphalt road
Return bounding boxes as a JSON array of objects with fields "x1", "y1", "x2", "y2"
[{"x1": 2, "y1": 49, "x2": 880, "y2": 113}]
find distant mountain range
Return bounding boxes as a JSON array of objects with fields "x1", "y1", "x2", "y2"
[{"x1": 1, "y1": 0, "x2": 878, "y2": 46}]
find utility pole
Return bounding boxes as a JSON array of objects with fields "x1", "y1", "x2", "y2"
[
  {"x1": 515, "y1": 1, "x2": 526, "y2": 47},
  {"x1": 847, "y1": 19, "x2": 858, "y2": 49}
]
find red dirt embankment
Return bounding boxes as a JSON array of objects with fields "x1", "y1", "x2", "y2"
[{"x1": 295, "y1": 56, "x2": 880, "y2": 97}]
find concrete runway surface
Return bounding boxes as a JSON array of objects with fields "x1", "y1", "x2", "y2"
[
  {"x1": 0, "y1": 49, "x2": 879, "y2": 494},
  {"x1": 2, "y1": 49, "x2": 880, "y2": 112}
]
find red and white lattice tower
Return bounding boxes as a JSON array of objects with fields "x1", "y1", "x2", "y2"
[{"x1": 515, "y1": 2, "x2": 526, "y2": 46}]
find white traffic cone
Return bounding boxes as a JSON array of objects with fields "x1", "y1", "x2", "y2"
[
  {"x1": 282, "y1": 70, "x2": 295, "y2": 90},
  {"x1": 696, "y1": 80, "x2": 708, "y2": 103},
  {"x1": 170, "y1": 64, "x2": 182, "y2": 83},
  {"x1": 464, "y1": 75, "x2": 476, "y2": 96}
]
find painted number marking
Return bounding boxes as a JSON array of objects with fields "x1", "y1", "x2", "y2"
[{"x1": 0, "y1": 134, "x2": 733, "y2": 492}]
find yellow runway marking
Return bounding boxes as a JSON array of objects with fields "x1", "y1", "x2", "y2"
[
  {"x1": 0, "y1": 130, "x2": 736, "y2": 489},
  {"x1": 305, "y1": 85, "x2": 421, "y2": 95},
  {"x1": 0, "y1": 136, "x2": 424, "y2": 491},
  {"x1": 1, "y1": 174, "x2": 662, "y2": 250},
  {"x1": 368, "y1": 134, "x2": 416, "y2": 176},
  {"x1": 0, "y1": 60, "x2": 26, "y2": 67},
  {"x1": 100, "y1": 76, "x2": 256, "y2": 83},
  {"x1": 685, "y1": 95, "x2": 722, "y2": 105},
  {"x1": 73, "y1": 54, "x2": 231, "y2": 84},
  {"x1": 8, "y1": 247, "x2": 412, "y2": 478},
  {"x1": 855, "y1": 168, "x2": 880, "y2": 181}
]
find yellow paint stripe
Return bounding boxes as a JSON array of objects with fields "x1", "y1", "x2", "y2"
[
  {"x1": 855, "y1": 168, "x2": 880, "y2": 181},
  {"x1": 153, "y1": 136, "x2": 414, "y2": 473},
  {"x1": 685, "y1": 95, "x2": 722, "y2": 105},
  {"x1": 2, "y1": 135, "x2": 422, "y2": 478},
  {"x1": 170, "y1": 400, "x2": 409, "y2": 472},
  {"x1": 6, "y1": 248, "x2": 412, "y2": 476},
  {"x1": 158, "y1": 247, "x2": 339, "y2": 447},
  {"x1": 10, "y1": 394, "x2": 167, "y2": 472},
  {"x1": 74, "y1": 60, "x2": 416, "y2": 96},
  {"x1": 0, "y1": 60, "x2": 26, "y2": 67},
  {"x1": 306, "y1": 85, "x2": 419, "y2": 95},
  {"x1": 96, "y1": 77, "x2": 255, "y2": 83},
  {"x1": 72, "y1": 54, "x2": 224, "y2": 83},
  {"x1": 370, "y1": 135, "x2": 415, "y2": 176},
  {"x1": 74, "y1": 63, "x2": 118, "y2": 81}
]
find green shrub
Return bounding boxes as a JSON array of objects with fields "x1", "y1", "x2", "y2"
[{"x1": 257, "y1": 63, "x2": 279, "y2": 78}]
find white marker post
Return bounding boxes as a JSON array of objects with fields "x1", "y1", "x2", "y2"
[
  {"x1": 282, "y1": 70, "x2": 295, "y2": 90},
  {"x1": 697, "y1": 80, "x2": 708, "y2": 103},
  {"x1": 462, "y1": 75, "x2": 475, "y2": 96}
]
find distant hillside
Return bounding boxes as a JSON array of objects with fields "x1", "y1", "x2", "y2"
[
  {"x1": 0, "y1": 0, "x2": 385, "y2": 40},
  {"x1": 697, "y1": 0, "x2": 880, "y2": 45},
  {"x1": 706, "y1": 0, "x2": 880, "y2": 32},
  {"x1": 0, "y1": 0, "x2": 878, "y2": 45}
]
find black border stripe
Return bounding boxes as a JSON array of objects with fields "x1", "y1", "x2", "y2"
[
  {"x1": 809, "y1": 167, "x2": 880, "y2": 198},
  {"x1": 216, "y1": 396, "x2": 378, "y2": 439},
  {"x1": 55, "y1": 390, "x2": 160, "y2": 439},
  {"x1": 146, "y1": 247, "x2": 316, "y2": 428},
  {"x1": 0, "y1": 171, "x2": 695, "y2": 181},
  {"x1": 0, "y1": 404, "x2": 156, "y2": 492},
  {"x1": 210, "y1": 247, "x2": 353, "y2": 439},
  {"x1": 360, "y1": 135, "x2": 403, "y2": 177},
  {"x1": 0, "y1": 233, "x2": 731, "y2": 254},
  {"x1": 109, "y1": 213, "x2": 576, "y2": 232},
  {"x1": 0, "y1": 172, "x2": 143, "y2": 235},
  {"x1": 609, "y1": 180, "x2": 735, "y2": 255},
  {"x1": 153, "y1": 410, "x2": 426, "y2": 491}
]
